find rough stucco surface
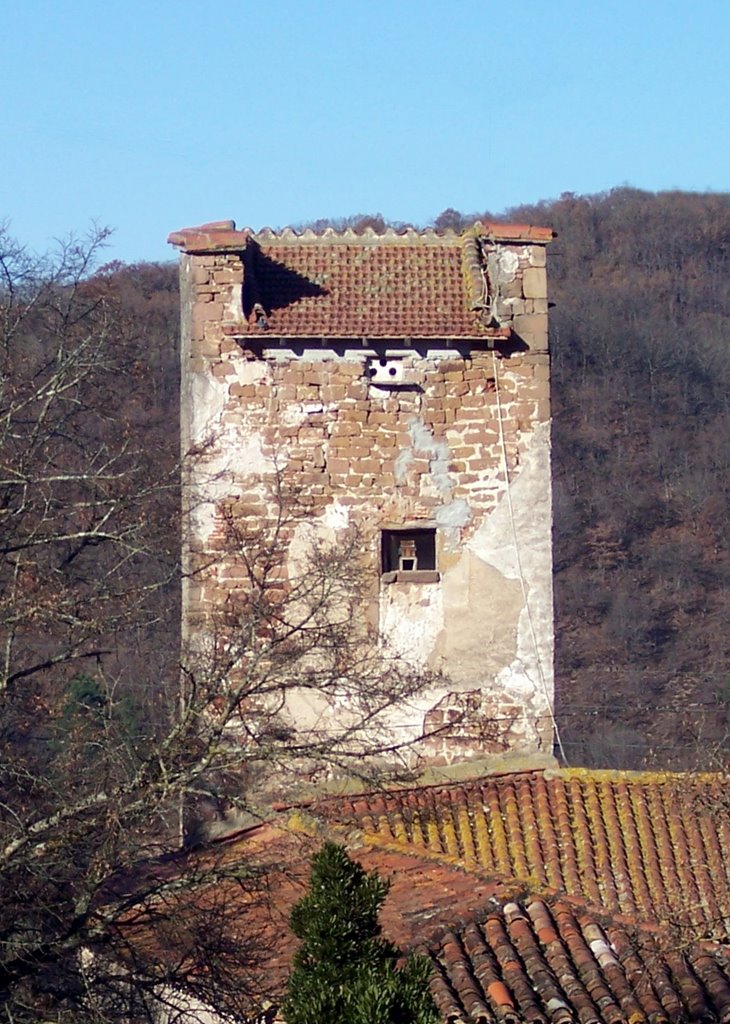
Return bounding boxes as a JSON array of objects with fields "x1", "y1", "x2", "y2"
[{"x1": 179, "y1": 240, "x2": 554, "y2": 776}]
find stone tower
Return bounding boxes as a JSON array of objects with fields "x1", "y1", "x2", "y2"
[{"x1": 169, "y1": 219, "x2": 555, "y2": 779}]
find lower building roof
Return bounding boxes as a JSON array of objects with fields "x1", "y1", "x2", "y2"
[{"x1": 123, "y1": 768, "x2": 730, "y2": 1023}]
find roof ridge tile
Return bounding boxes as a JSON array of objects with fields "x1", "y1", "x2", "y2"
[{"x1": 253, "y1": 225, "x2": 456, "y2": 244}]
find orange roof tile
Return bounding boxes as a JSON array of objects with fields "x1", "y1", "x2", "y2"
[
  {"x1": 304, "y1": 769, "x2": 730, "y2": 1023},
  {"x1": 428, "y1": 897, "x2": 730, "y2": 1024},
  {"x1": 316, "y1": 770, "x2": 730, "y2": 945}
]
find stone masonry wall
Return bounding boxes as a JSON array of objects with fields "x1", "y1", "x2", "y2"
[{"x1": 179, "y1": 242, "x2": 554, "y2": 774}]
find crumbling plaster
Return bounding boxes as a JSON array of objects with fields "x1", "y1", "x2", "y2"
[{"x1": 376, "y1": 416, "x2": 553, "y2": 756}]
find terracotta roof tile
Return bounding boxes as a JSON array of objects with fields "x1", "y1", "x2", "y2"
[
  {"x1": 240, "y1": 235, "x2": 496, "y2": 339},
  {"x1": 136, "y1": 768, "x2": 730, "y2": 1022},
  {"x1": 427, "y1": 898, "x2": 730, "y2": 1024}
]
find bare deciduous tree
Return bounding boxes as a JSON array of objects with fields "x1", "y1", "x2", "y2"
[{"x1": 0, "y1": 226, "x2": 434, "y2": 1022}]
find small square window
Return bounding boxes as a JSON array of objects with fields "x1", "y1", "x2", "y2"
[{"x1": 381, "y1": 529, "x2": 438, "y2": 583}]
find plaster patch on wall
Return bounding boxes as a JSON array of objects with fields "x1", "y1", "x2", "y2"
[
  {"x1": 233, "y1": 359, "x2": 269, "y2": 385},
  {"x1": 281, "y1": 403, "x2": 308, "y2": 427},
  {"x1": 286, "y1": 504, "x2": 353, "y2": 586},
  {"x1": 469, "y1": 420, "x2": 551, "y2": 578},
  {"x1": 189, "y1": 372, "x2": 228, "y2": 448},
  {"x1": 494, "y1": 645, "x2": 538, "y2": 696},
  {"x1": 435, "y1": 499, "x2": 471, "y2": 529},
  {"x1": 379, "y1": 583, "x2": 444, "y2": 671},
  {"x1": 394, "y1": 448, "x2": 413, "y2": 483},
  {"x1": 321, "y1": 500, "x2": 350, "y2": 531},
  {"x1": 408, "y1": 418, "x2": 453, "y2": 496},
  {"x1": 223, "y1": 286, "x2": 244, "y2": 322},
  {"x1": 492, "y1": 248, "x2": 519, "y2": 282},
  {"x1": 467, "y1": 419, "x2": 554, "y2": 715},
  {"x1": 432, "y1": 551, "x2": 522, "y2": 689},
  {"x1": 378, "y1": 683, "x2": 450, "y2": 747},
  {"x1": 218, "y1": 428, "x2": 269, "y2": 478},
  {"x1": 282, "y1": 687, "x2": 332, "y2": 733},
  {"x1": 188, "y1": 430, "x2": 269, "y2": 544}
]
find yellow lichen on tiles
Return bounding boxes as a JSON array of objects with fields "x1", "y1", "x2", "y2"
[
  {"x1": 377, "y1": 814, "x2": 394, "y2": 841},
  {"x1": 502, "y1": 786, "x2": 528, "y2": 878},
  {"x1": 442, "y1": 816, "x2": 460, "y2": 858},
  {"x1": 410, "y1": 812, "x2": 426, "y2": 848},
  {"x1": 488, "y1": 797, "x2": 512, "y2": 875},
  {"x1": 426, "y1": 819, "x2": 443, "y2": 854},
  {"x1": 473, "y1": 809, "x2": 493, "y2": 870},
  {"x1": 392, "y1": 815, "x2": 409, "y2": 844},
  {"x1": 284, "y1": 809, "x2": 320, "y2": 835},
  {"x1": 457, "y1": 806, "x2": 476, "y2": 865}
]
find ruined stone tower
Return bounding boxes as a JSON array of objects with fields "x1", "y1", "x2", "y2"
[{"x1": 169, "y1": 219, "x2": 555, "y2": 777}]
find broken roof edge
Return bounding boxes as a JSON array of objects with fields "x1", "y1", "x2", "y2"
[{"x1": 167, "y1": 218, "x2": 556, "y2": 253}]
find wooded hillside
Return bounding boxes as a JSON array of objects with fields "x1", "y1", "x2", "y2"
[{"x1": 496, "y1": 189, "x2": 730, "y2": 769}]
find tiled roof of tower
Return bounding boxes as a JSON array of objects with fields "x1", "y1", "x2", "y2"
[{"x1": 168, "y1": 219, "x2": 554, "y2": 340}]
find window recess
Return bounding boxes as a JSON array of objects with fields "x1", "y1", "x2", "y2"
[{"x1": 381, "y1": 528, "x2": 439, "y2": 584}]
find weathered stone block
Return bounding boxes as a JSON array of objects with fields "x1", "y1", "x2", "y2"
[
  {"x1": 513, "y1": 313, "x2": 548, "y2": 346},
  {"x1": 500, "y1": 277, "x2": 523, "y2": 299},
  {"x1": 192, "y1": 301, "x2": 224, "y2": 322},
  {"x1": 335, "y1": 362, "x2": 363, "y2": 377},
  {"x1": 522, "y1": 267, "x2": 547, "y2": 299}
]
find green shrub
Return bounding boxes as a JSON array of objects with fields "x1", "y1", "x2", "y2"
[{"x1": 282, "y1": 842, "x2": 438, "y2": 1024}]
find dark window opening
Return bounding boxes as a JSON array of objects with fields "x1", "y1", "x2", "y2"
[{"x1": 381, "y1": 529, "x2": 436, "y2": 574}]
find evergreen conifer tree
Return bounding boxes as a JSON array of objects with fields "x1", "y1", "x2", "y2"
[{"x1": 282, "y1": 842, "x2": 438, "y2": 1024}]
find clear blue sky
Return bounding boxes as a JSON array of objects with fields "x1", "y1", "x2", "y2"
[{"x1": 2, "y1": 0, "x2": 728, "y2": 264}]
